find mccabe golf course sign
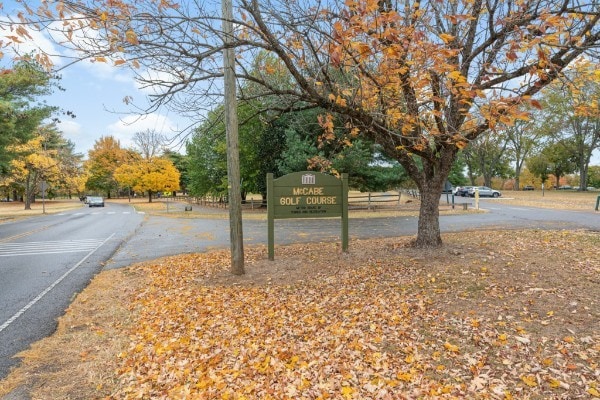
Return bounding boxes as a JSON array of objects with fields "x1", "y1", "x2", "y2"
[{"x1": 267, "y1": 171, "x2": 348, "y2": 260}]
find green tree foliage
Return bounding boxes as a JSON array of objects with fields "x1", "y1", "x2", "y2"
[
  {"x1": 187, "y1": 106, "x2": 234, "y2": 198},
  {"x1": 526, "y1": 154, "x2": 552, "y2": 186},
  {"x1": 163, "y1": 149, "x2": 189, "y2": 194},
  {"x1": 448, "y1": 154, "x2": 468, "y2": 187},
  {"x1": 463, "y1": 134, "x2": 513, "y2": 187},
  {"x1": 588, "y1": 165, "x2": 600, "y2": 189},
  {"x1": 527, "y1": 142, "x2": 577, "y2": 188},
  {"x1": 187, "y1": 103, "x2": 408, "y2": 199},
  {"x1": 0, "y1": 59, "x2": 56, "y2": 174},
  {"x1": 255, "y1": 115, "x2": 288, "y2": 197},
  {"x1": 276, "y1": 108, "x2": 407, "y2": 191},
  {"x1": 188, "y1": 99, "x2": 281, "y2": 200},
  {"x1": 538, "y1": 61, "x2": 600, "y2": 191}
]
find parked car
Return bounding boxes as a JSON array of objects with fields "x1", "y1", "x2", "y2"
[
  {"x1": 523, "y1": 185, "x2": 535, "y2": 191},
  {"x1": 467, "y1": 186, "x2": 501, "y2": 198},
  {"x1": 87, "y1": 196, "x2": 105, "y2": 207},
  {"x1": 454, "y1": 186, "x2": 473, "y2": 197}
]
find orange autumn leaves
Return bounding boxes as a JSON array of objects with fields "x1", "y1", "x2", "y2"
[
  {"x1": 324, "y1": 1, "x2": 479, "y2": 149},
  {"x1": 116, "y1": 254, "x2": 430, "y2": 398},
  {"x1": 112, "y1": 231, "x2": 599, "y2": 399}
]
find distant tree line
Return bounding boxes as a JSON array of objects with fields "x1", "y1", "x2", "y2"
[{"x1": 2, "y1": 57, "x2": 599, "y2": 208}]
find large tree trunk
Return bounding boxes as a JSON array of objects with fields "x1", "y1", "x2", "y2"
[
  {"x1": 402, "y1": 149, "x2": 455, "y2": 248},
  {"x1": 414, "y1": 184, "x2": 442, "y2": 247},
  {"x1": 579, "y1": 155, "x2": 590, "y2": 190},
  {"x1": 24, "y1": 172, "x2": 34, "y2": 210}
]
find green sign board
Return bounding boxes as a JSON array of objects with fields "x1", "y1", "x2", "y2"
[{"x1": 267, "y1": 171, "x2": 349, "y2": 260}]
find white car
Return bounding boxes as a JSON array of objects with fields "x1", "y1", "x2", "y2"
[
  {"x1": 87, "y1": 196, "x2": 105, "y2": 207},
  {"x1": 467, "y1": 186, "x2": 501, "y2": 198}
]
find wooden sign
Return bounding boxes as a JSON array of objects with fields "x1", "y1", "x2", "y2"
[{"x1": 267, "y1": 172, "x2": 348, "y2": 260}]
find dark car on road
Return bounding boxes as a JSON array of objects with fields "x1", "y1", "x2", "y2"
[
  {"x1": 87, "y1": 196, "x2": 105, "y2": 207},
  {"x1": 454, "y1": 186, "x2": 473, "y2": 197}
]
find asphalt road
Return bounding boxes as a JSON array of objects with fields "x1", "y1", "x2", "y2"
[
  {"x1": 0, "y1": 202, "x2": 143, "y2": 380},
  {"x1": 107, "y1": 197, "x2": 600, "y2": 268}
]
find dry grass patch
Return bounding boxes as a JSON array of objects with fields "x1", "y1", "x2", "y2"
[
  {"x1": 0, "y1": 200, "x2": 83, "y2": 222},
  {"x1": 497, "y1": 190, "x2": 600, "y2": 211}
]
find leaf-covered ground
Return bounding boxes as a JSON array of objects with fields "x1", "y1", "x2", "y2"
[{"x1": 2, "y1": 229, "x2": 597, "y2": 399}]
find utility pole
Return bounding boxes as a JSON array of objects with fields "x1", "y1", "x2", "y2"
[{"x1": 222, "y1": 0, "x2": 245, "y2": 275}]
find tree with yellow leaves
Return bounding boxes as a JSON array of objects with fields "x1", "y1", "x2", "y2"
[
  {"x1": 8, "y1": 128, "x2": 60, "y2": 209},
  {"x1": 84, "y1": 136, "x2": 128, "y2": 198},
  {"x1": 4, "y1": 0, "x2": 600, "y2": 247},
  {"x1": 114, "y1": 157, "x2": 180, "y2": 202}
]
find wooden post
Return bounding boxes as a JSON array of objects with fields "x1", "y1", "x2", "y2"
[
  {"x1": 267, "y1": 173, "x2": 275, "y2": 260},
  {"x1": 341, "y1": 173, "x2": 349, "y2": 252},
  {"x1": 222, "y1": 0, "x2": 244, "y2": 275}
]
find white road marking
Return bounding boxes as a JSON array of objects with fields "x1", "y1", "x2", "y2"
[
  {"x1": 0, "y1": 239, "x2": 106, "y2": 257},
  {"x1": 0, "y1": 233, "x2": 115, "y2": 333}
]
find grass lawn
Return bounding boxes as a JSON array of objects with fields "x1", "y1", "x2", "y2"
[{"x1": 0, "y1": 199, "x2": 84, "y2": 222}]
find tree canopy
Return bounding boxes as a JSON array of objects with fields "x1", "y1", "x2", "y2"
[
  {"x1": 538, "y1": 60, "x2": 600, "y2": 190},
  {"x1": 5, "y1": 124, "x2": 80, "y2": 208},
  {"x1": 114, "y1": 156, "x2": 180, "y2": 202},
  {"x1": 85, "y1": 136, "x2": 128, "y2": 198},
  {"x1": 0, "y1": 59, "x2": 56, "y2": 174}
]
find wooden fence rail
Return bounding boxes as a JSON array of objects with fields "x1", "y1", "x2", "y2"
[{"x1": 171, "y1": 190, "x2": 422, "y2": 211}]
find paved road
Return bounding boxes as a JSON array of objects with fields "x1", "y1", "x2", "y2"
[
  {"x1": 0, "y1": 202, "x2": 143, "y2": 380},
  {"x1": 107, "y1": 198, "x2": 600, "y2": 268}
]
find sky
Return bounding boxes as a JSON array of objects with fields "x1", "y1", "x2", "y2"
[
  {"x1": 47, "y1": 61, "x2": 190, "y2": 158},
  {"x1": 1, "y1": 1, "x2": 192, "y2": 158}
]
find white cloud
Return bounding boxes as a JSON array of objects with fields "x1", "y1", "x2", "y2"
[
  {"x1": 1, "y1": 17, "x2": 65, "y2": 66},
  {"x1": 56, "y1": 119, "x2": 98, "y2": 157},
  {"x1": 75, "y1": 57, "x2": 135, "y2": 84},
  {"x1": 2, "y1": 11, "x2": 135, "y2": 85},
  {"x1": 106, "y1": 113, "x2": 180, "y2": 149},
  {"x1": 57, "y1": 118, "x2": 82, "y2": 139}
]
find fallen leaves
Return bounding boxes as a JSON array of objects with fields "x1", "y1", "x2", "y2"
[
  {"x1": 443, "y1": 342, "x2": 459, "y2": 353},
  {"x1": 105, "y1": 230, "x2": 599, "y2": 399}
]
